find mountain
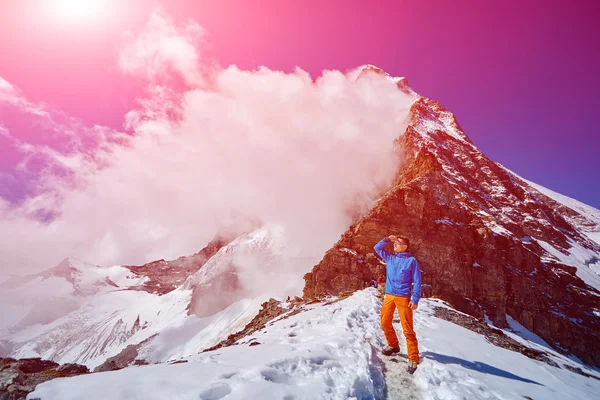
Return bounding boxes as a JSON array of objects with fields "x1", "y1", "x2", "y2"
[
  {"x1": 303, "y1": 86, "x2": 600, "y2": 368},
  {"x1": 27, "y1": 290, "x2": 600, "y2": 400},
  {"x1": 0, "y1": 236, "x2": 233, "y2": 368},
  {"x1": 2, "y1": 66, "x2": 600, "y2": 399},
  {"x1": 0, "y1": 225, "x2": 318, "y2": 370}
]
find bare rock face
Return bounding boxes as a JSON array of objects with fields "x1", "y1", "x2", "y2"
[
  {"x1": 303, "y1": 96, "x2": 600, "y2": 367},
  {"x1": 124, "y1": 236, "x2": 232, "y2": 295},
  {"x1": 0, "y1": 357, "x2": 89, "y2": 400},
  {"x1": 203, "y1": 297, "x2": 306, "y2": 353},
  {"x1": 187, "y1": 271, "x2": 243, "y2": 317},
  {"x1": 92, "y1": 342, "x2": 148, "y2": 373}
]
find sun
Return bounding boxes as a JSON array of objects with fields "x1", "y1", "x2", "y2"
[{"x1": 51, "y1": 0, "x2": 108, "y2": 20}]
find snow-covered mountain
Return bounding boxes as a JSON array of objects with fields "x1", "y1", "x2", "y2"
[
  {"x1": 304, "y1": 73, "x2": 600, "y2": 368},
  {"x1": 28, "y1": 289, "x2": 600, "y2": 400},
  {"x1": 0, "y1": 224, "x2": 320, "y2": 371},
  {"x1": 0, "y1": 258, "x2": 145, "y2": 332},
  {"x1": 2, "y1": 65, "x2": 600, "y2": 399}
]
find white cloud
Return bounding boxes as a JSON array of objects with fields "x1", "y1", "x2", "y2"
[
  {"x1": 0, "y1": 13, "x2": 416, "y2": 279},
  {"x1": 119, "y1": 12, "x2": 205, "y2": 86},
  {"x1": 0, "y1": 77, "x2": 14, "y2": 92},
  {"x1": 0, "y1": 124, "x2": 10, "y2": 138},
  {"x1": 0, "y1": 76, "x2": 49, "y2": 117}
]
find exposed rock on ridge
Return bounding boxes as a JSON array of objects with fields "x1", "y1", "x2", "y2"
[{"x1": 303, "y1": 94, "x2": 600, "y2": 367}]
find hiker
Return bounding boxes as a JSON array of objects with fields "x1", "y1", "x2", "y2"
[
  {"x1": 376, "y1": 276, "x2": 385, "y2": 296},
  {"x1": 374, "y1": 235, "x2": 422, "y2": 374}
]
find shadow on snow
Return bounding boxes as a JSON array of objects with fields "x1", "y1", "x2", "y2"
[{"x1": 421, "y1": 351, "x2": 543, "y2": 386}]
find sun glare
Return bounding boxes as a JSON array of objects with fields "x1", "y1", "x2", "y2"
[{"x1": 51, "y1": 0, "x2": 108, "y2": 20}]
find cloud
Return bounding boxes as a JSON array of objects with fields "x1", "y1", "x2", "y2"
[
  {"x1": 119, "y1": 12, "x2": 205, "y2": 86},
  {"x1": 0, "y1": 75, "x2": 130, "y2": 210},
  {"x1": 0, "y1": 77, "x2": 14, "y2": 92},
  {"x1": 0, "y1": 124, "x2": 10, "y2": 138},
  {"x1": 0, "y1": 13, "x2": 415, "y2": 282},
  {"x1": 0, "y1": 77, "x2": 48, "y2": 117}
]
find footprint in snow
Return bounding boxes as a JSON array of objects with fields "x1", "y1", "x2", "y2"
[
  {"x1": 218, "y1": 372, "x2": 236, "y2": 379},
  {"x1": 199, "y1": 382, "x2": 231, "y2": 400}
]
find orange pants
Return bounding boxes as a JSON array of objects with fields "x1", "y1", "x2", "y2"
[{"x1": 380, "y1": 294, "x2": 420, "y2": 363}]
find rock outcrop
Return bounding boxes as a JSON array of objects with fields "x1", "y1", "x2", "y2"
[
  {"x1": 303, "y1": 93, "x2": 600, "y2": 367},
  {"x1": 124, "y1": 236, "x2": 232, "y2": 295},
  {"x1": 0, "y1": 358, "x2": 88, "y2": 400}
]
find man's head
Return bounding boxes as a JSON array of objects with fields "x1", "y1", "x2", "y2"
[{"x1": 393, "y1": 237, "x2": 409, "y2": 252}]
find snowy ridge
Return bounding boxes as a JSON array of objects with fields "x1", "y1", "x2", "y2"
[
  {"x1": 182, "y1": 225, "x2": 286, "y2": 290},
  {"x1": 0, "y1": 258, "x2": 146, "y2": 332},
  {"x1": 0, "y1": 226, "x2": 302, "y2": 369},
  {"x1": 406, "y1": 98, "x2": 600, "y2": 292},
  {"x1": 525, "y1": 179, "x2": 600, "y2": 226},
  {"x1": 4, "y1": 284, "x2": 192, "y2": 368},
  {"x1": 501, "y1": 168, "x2": 600, "y2": 290},
  {"x1": 30, "y1": 289, "x2": 600, "y2": 400},
  {"x1": 521, "y1": 174, "x2": 600, "y2": 248},
  {"x1": 0, "y1": 223, "x2": 324, "y2": 369},
  {"x1": 3, "y1": 65, "x2": 600, "y2": 397}
]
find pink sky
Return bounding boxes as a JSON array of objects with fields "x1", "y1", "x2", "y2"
[
  {"x1": 0, "y1": 0, "x2": 599, "y2": 273},
  {"x1": 0, "y1": 3, "x2": 420, "y2": 273},
  {"x1": 1, "y1": 0, "x2": 598, "y2": 207}
]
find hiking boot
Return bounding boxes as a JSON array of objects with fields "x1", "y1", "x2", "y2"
[
  {"x1": 407, "y1": 360, "x2": 418, "y2": 374},
  {"x1": 382, "y1": 345, "x2": 400, "y2": 356}
]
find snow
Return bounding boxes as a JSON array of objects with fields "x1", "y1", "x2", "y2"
[
  {"x1": 341, "y1": 247, "x2": 358, "y2": 256},
  {"x1": 141, "y1": 295, "x2": 268, "y2": 364},
  {"x1": 1, "y1": 264, "x2": 261, "y2": 369},
  {"x1": 2, "y1": 224, "x2": 327, "y2": 373},
  {"x1": 534, "y1": 237, "x2": 600, "y2": 291},
  {"x1": 585, "y1": 231, "x2": 600, "y2": 248},
  {"x1": 507, "y1": 169, "x2": 600, "y2": 248},
  {"x1": 104, "y1": 264, "x2": 149, "y2": 288},
  {"x1": 505, "y1": 315, "x2": 553, "y2": 350},
  {"x1": 30, "y1": 289, "x2": 600, "y2": 400},
  {"x1": 526, "y1": 180, "x2": 600, "y2": 226},
  {"x1": 483, "y1": 313, "x2": 493, "y2": 325},
  {"x1": 415, "y1": 114, "x2": 469, "y2": 145},
  {"x1": 487, "y1": 221, "x2": 512, "y2": 236},
  {"x1": 182, "y1": 223, "x2": 313, "y2": 297},
  {"x1": 3, "y1": 281, "x2": 269, "y2": 369},
  {"x1": 435, "y1": 217, "x2": 453, "y2": 226}
]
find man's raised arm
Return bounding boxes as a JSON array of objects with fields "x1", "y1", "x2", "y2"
[{"x1": 374, "y1": 237, "x2": 393, "y2": 263}]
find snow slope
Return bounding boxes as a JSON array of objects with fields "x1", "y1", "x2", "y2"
[
  {"x1": 30, "y1": 289, "x2": 600, "y2": 400},
  {"x1": 500, "y1": 170, "x2": 600, "y2": 291},
  {"x1": 525, "y1": 178, "x2": 600, "y2": 247},
  {"x1": 0, "y1": 258, "x2": 146, "y2": 331},
  {"x1": 3, "y1": 275, "x2": 267, "y2": 369},
  {"x1": 1, "y1": 224, "x2": 317, "y2": 369}
]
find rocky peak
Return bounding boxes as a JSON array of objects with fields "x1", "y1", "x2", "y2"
[
  {"x1": 0, "y1": 257, "x2": 115, "y2": 297},
  {"x1": 303, "y1": 91, "x2": 600, "y2": 367},
  {"x1": 356, "y1": 64, "x2": 415, "y2": 96},
  {"x1": 45, "y1": 258, "x2": 81, "y2": 281},
  {"x1": 124, "y1": 235, "x2": 233, "y2": 295},
  {"x1": 184, "y1": 225, "x2": 290, "y2": 317}
]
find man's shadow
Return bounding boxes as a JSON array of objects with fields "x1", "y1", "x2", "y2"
[{"x1": 415, "y1": 352, "x2": 543, "y2": 386}]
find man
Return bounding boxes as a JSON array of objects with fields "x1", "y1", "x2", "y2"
[{"x1": 374, "y1": 235, "x2": 422, "y2": 374}]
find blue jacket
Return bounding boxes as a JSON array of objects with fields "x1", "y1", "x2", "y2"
[{"x1": 374, "y1": 238, "x2": 422, "y2": 304}]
